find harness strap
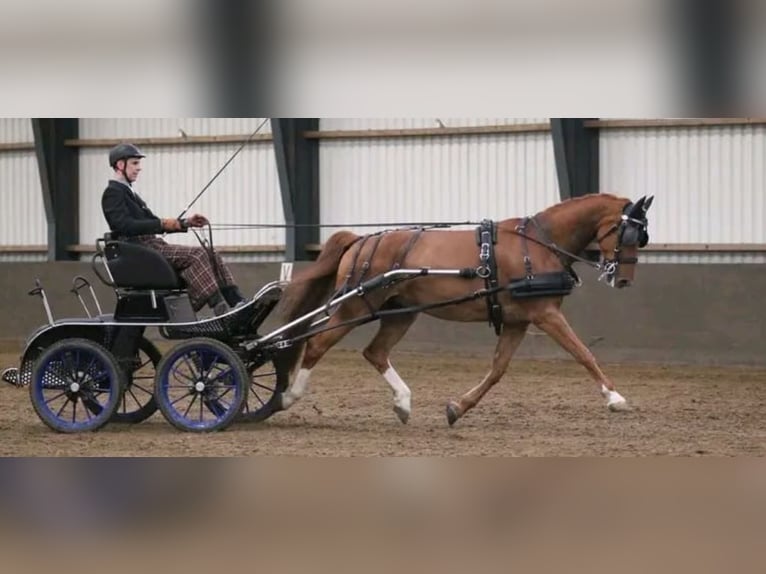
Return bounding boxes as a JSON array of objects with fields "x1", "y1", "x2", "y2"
[
  {"x1": 392, "y1": 227, "x2": 424, "y2": 270},
  {"x1": 346, "y1": 234, "x2": 369, "y2": 285},
  {"x1": 476, "y1": 219, "x2": 503, "y2": 336},
  {"x1": 354, "y1": 232, "x2": 384, "y2": 284},
  {"x1": 517, "y1": 217, "x2": 535, "y2": 279},
  {"x1": 351, "y1": 231, "x2": 387, "y2": 317}
]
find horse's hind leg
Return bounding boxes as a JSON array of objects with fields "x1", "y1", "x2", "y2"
[
  {"x1": 362, "y1": 312, "x2": 419, "y2": 424},
  {"x1": 533, "y1": 307, "x2": 630, "y2": 412},
  {"x1": 446, "y1": 323, "x2": 528, "y2": 427}
]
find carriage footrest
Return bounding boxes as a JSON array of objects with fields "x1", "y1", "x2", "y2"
[
  {"x1": 161, "y1": 286, "x2": 282, "y2": 341},
  {"x1": 507, "y1": 272, "x2": 577, "y2": 299}
]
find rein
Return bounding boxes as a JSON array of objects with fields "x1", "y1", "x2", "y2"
[{"x1": 510, "y1": 218, "x2": 602, "y2": 272}]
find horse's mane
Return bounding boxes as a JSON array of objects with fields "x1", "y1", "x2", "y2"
[{"x1": 540, "y1": 193, "x2": 627, "y2": 217}]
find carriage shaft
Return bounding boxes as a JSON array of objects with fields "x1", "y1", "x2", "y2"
[{"x1": 251, "y1": 268, "x2": 472, "y2": 348}]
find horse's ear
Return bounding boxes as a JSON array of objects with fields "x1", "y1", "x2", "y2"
[
  {"x1": 629, "y1": 196, "x2": 646, "y2": 217},
  {"x1": 643, "y1": 195, "x2": 654, "y2": 212}
]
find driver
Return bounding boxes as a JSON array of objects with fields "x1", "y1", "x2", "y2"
[{"x1": 101, "y1": 143, "x2": 246, "y2": 315}]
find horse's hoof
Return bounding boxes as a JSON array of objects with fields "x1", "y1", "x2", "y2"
[
  {"x1": 273, "y1": 393, "x2": 286, "y2": 412},
  {"x1": 608, "y1": 400, "x2": 631, "y2": 413},
  {"x1": 446, "y1": 402, "x2": 461, "y2": 427},
  {"x1": 393, "y1": 405, "x2": 410, "y2": 425}
]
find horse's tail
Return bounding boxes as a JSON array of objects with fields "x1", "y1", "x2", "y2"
[{"x1": 276, "y1": 230, "x2": 360, "y2": 374}]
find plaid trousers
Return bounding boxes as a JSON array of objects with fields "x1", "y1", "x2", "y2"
[{"x1": 135, "y1": 236, "x2": 235, "y2": 310}]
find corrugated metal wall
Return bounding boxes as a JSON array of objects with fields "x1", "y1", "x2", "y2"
[
  {"x1": 318, "y1": 118, "x2": 557, "y2": 241},
  {"x1": 79, "y1": 118, "x2": 273, "y2": 139},
  {"x1": 320, "y1": 118, "x2": 548, "y2": 130},
  {"x1": 0, "y1": 119, "x2": 47, "y2": 261},
  {"x1": 601, "y1": 125, "x2": 766, "y2": 242},
  {"x1": 78, "y1": 118, "x2": 284, "y2": 262}
]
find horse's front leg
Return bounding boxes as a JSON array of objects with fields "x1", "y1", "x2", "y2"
[
  {"x1": 533, "y1": 307, "x2": 630, "y2": 412},
  {"x1": 363, "y1": 312, "x2": 419, "y2": 424},
  {"x1": 446, "y1": 323, "x2": 529, "y2": 426}
]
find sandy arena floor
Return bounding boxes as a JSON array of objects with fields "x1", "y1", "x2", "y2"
[{"x1": 1, "y1": 349, "x2": 765, "y2": 456}]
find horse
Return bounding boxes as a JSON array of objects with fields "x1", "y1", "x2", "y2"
[{"x1": 274, "y1": 193, "x2": 654, "y2": 426}]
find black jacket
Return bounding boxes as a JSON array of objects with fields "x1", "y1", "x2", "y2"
[{"x1": 102, "y1": 180, "x2": 164, "y2": 237}]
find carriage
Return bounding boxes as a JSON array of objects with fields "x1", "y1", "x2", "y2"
[
  {"x1": 2, "y1": 233, "x2": 292, "y2": 433},
  {"x1": 2, "y1": 193, "x2": 654, "y2": 433}
]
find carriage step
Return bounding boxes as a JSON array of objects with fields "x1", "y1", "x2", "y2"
[{"x1": 1, "y1": 367, "x2": 22, "y2": 388}]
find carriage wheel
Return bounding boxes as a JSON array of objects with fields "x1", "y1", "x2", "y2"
[
  {"x1": 154, "y1": 338, "x2": 248, "y2": 432},
  {"x1": 240, "y1": 356, "x2": 290, "y2": 423},
  {"x1": 111, "y1": 337, "x2": 161, "y2": 424},
  {"x1": 29, "y1": 339, "x2": 123, "y2": 433}
]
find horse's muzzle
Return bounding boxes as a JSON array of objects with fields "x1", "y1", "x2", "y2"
[{"x1": 616, "y1": 278, "x2": 632, "y2": 289}]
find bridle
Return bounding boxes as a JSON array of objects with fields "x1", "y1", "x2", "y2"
[{"x1": 596, "y1": 202, "x2": 650, "y2": 282}]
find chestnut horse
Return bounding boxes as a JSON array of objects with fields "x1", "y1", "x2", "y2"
[{"x1": 275, "y1": 193, "x2": 654, "y2": 426}]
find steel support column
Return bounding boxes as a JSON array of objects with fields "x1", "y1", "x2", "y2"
[
  {"x1": 550, "y1": 118, "x2": 599, "y2": 201},
  {"x1": 32, "y1": 119, "x2": 79, "y2": 261},
  {"x1": 272, "y1": 118, "x2": 320, "y2": 261}
]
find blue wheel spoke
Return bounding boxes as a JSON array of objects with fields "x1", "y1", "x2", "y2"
[
  {"x1": 43, "y1": 390, "x2": 68, "y2": 405},
  {"x1": 171, "y1": 364, "x2": 196, "y2": 384},
  {"x1": 82, "y1": 355, "x2": 98, "y2": 384},
  {"x1": 212, "y1": 385, "x2": 234, "y2": 403},
  {"x1": 180, "y1": 354, "x2": 200, "y2": 378},
  {"x1": 56, "y1": 397, "x2": 72, "y2": 418},
  {"x1": 62, "y1": 353, "x2": 77, "y2": 384},
  {"x1": 84, "y1": 369, "x2": 108, "y2": 385},
  {"x1": 205, "y1": 366, "x2": 233, "y2": 385},
  {"x1": 81, "y1": 389, "x2": 103, "y2": 416},
  {"x1": 170, "y1": 390, "x2": 194, "y2": 408},
  {"x1": 180, "y1": 394, "x2": 199, "y2": 417},
  {"x1": 81, "y1": 397, "x2": 93, "y2": 421}
]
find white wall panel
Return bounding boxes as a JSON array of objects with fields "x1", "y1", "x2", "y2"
[
  {"x1": 601, "y1": 125, "x2": 766, "y2": 245},
  {"x1": 79, "y1": 118, "x2": 271, "y2": 139},
  {"x1": 320, "y1": 118, "x2": 547, "y2": 130},
  {"x1": 640, "y1": 253, "x2": 766, "y2": 264},
  {"x1": 0, "y1": 118, "x2": 33, "y2": 143},
  {"x1": 0, "y1": 118, "x2": 46, "y2": 251},
  {"x1": 319, "y1": 130, "x2": 558, "y2": 241}
]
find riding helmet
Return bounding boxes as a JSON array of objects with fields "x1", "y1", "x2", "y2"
[{"x1": 109, "y1": 143, "x2": 146, "y2": 168}]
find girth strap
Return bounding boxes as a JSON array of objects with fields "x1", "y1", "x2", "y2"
[
  {"x1": 475, "y1": 219, "x2": 503, "y2": 336},
  {"x1": 393, "y1": 227, "x2": 424, "y2": 270}
]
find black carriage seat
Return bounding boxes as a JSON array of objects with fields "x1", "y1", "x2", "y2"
[
  {"x1": 101, "y1": 234, "x2": 185, "y2": 290},
  {"x1": 93, "y1": 234, "x2": 195, "y2": 323}
]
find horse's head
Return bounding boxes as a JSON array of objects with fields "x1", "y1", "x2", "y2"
[{"x1": 595, "y1": 195, "x2": 653, "y2": 288}]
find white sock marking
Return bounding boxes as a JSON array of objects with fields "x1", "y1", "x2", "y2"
[
  {"x1": 601, "y1": 384, "x2": 626, "y2": 406},
  {"x1": 383, "y1": 364, "x2": 411, "y2": 413},
  {"x1": 282, "y1": 368, "x2": 311, "y2": 410}
]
